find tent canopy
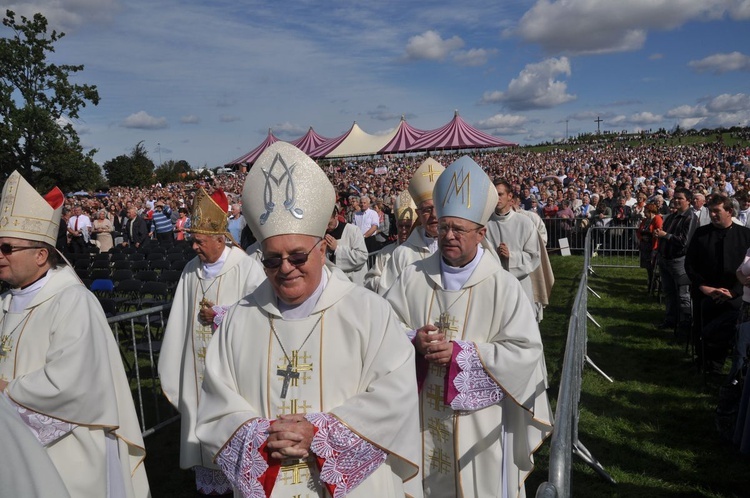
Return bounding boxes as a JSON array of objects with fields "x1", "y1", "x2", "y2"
[{"x1": 226, "y1": 111, "x2": 515, "y2": 166}]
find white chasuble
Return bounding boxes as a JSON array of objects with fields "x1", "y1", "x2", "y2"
[
  {"x1": 196, "y1": 269, "x2": 422, "y2": 498},
  {"x1": 160, "y1": 245, "x2": 265, "y2": 470},
  {"x1": 1, "y1": 266, "x2": 149, "y2": 498},
  {"x1": 385, "y1": 251, "x2": 553, "y2": 498},
  {"x1": 378, "y1": 227, "x2": 436, "y2": 296}
]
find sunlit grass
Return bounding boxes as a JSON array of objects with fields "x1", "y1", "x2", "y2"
[{"x1": 528, "y1": 257, "x2": 747, "y2": 498}]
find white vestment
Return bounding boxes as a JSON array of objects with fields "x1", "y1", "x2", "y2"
[
  {"x1": 0, "y1": 266, "x2": 150, "y2": 498},
  {"x1": 0, "y1": 394, "x2": 70, "y2": 498},
  {"x1": 485, "y1": 210, "x2": 541, "y2": 311},
  {"x1": 364, "y1": 241, "x2": 398, "y2": 293},
  {"x1": 196, "y1": 268, "x2": 422, "y2": 497},
  {"x1": 327, "y1": 222, "x2": 368, "y2": 284},
  {"x1": 159, "y1": 245, "x2": 265, "y2": 469},
  {"x1": 517, "y1": 209, "x2": 556, "y2": 320},
  {"x1": 378, "y1": 226, "x2": 437, "y2": 295},
  {"x1": 385, "y1": 250, "x2": 553, "y2": 498}
]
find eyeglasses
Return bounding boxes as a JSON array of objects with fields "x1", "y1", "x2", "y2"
[
  {"x1": 261, "y1": 239, "x2": 322, "y2": 269},
  {"x1": 0, "y1": 244, "x2": 42, "y2": 256},
  {"x1": 417, "y1": 205, "x2": 435, "y2": 216},
  {"x1": 437, "y1": 224, "x2": 480, "y2": 238}
]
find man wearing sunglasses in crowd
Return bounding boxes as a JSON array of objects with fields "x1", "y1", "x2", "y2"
[
  {"x1": 377, "y1": 157, "x2": 445, "y2": 295},
  {"x1": 159, "y1": 187, "x2": 265, "y2": 495},
  {"x1": 385, "y1": 156, "x2": 552, "y2": 498},
  {"x1": 0, "y1": 171, "x2": 149, "y2": 497},
  {"x1": 195, "y1": 142, "x2": 422, "y2": 498}
]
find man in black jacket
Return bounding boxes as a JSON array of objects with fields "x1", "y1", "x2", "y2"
[
  {"x1": 686, "y1": 193, "x2": 750, "y2": 373},
  {"x1": 654, "y1": 187, "x2": 698, "y2": 334},
  {"x1": 122, "y1": 206, "x2": 149, "y2": 248}
]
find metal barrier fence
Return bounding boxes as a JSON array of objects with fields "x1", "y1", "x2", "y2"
[
  {"x1": 545, "y1": 217, "x2": 642, "y2": 269},
  {"x1": 107, "y1": 304, "x2": 179, "y2": 438},
  {"x1": 535, "y1": 228, "x2": 616, "y2": 498}
]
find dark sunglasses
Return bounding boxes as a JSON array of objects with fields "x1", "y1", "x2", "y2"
[
  {"x1": 0, "y1": 244, "x2": 42, "y2": 256},
  {"x1": 261, "y1": 239, "x2": 322, "y2": 269}
]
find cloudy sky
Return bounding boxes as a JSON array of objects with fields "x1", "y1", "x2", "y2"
[{"x1": 3, "y1": 0, "x2": 750, "y2": 168}]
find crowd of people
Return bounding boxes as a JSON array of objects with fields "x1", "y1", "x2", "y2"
[{"x1": 2, "y1": 134, "x2": 750, "y2": 497}]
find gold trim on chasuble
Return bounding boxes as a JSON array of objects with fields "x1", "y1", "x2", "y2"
[
  {"x1": 192, "y1": 274, "x2": 223, "y2": 398},
  {"x1": 0, "y1": 308, "x2": 35, "y2": 381},
  {"x1": 265, "y1": 312, "x2": 325, "y2": 495},
  {"x1": 422, "y1": 285, "x2": 473, "y2": 497}
]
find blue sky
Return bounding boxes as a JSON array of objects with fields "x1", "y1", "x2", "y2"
[{"x1": 4, "y1": 0, "x2": 750, "y2": 169}]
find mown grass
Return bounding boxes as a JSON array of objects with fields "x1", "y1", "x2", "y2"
[
  {"x1": 144, "y1": 255, "x2": 749, "y2": 497},
  {"x1": 528, "y1": 256, "x2": 748, "y2": 497}
]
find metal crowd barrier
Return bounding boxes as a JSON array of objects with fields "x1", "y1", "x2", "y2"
[
  {"x1": 544, "y1": 217, "x2": 641, "y2": 268},
  {"x1": 535, "y1": 228, "x2": 616, "y2": 498},
  {"x1": 107, "y1": 304, "x2": 180, "y2": 437}
]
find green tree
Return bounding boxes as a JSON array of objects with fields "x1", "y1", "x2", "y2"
[
  {"x1": 155, "y1": 159, "x2": 191, "y2": 185},
  {"x1": 103, "y1": 141, "x2": 155, "y2": 187},
  {"x1": 0, "y1": 10, "x2": 101, "y2": 191}
]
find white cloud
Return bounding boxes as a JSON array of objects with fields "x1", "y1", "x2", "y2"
[
  {"x1": 666, "y1": 93, "x2": 750, "y2": 129},
  {"x1": 270, "y1": 121, "x2": 307, "y2": 138},
  {"x1": 629, "y1": 111, "x2": 664, "y2": 125},
  {"x1": 705, "y1": 93, "x2": 750, "y2": 112},
  {"x1": 181, "y1": 115, "x2": 200, "y2": 124},
  {"x1": 689, "y1": 52, "x2": 750, "y2": 73},
  {"x1": 404, "y1": 30, "x2": 464, "y2": 61},
  {"x1": 3, "y1": 0, "x2": 119, "y2": 31},
  {"x1": 121, "y1": 111, "x2": 168, "y2": 130},
  {"x1": 481, "y1": 57, "x2": 576, "y2": 110},
  {"x1": 649, "y1": 53, "x2": 664, "y2": 60},
  {"x1": 474, "y1": 113, "x2": 529, "y2": 135},
  {"x1": 511, "y1": 0, "x2": 743, "y2": 55},
  {"x1": 453, "y1": 48, "x2": 497, "y2": 67},
  {"x1": 219, "y1": 115, "x2": 241, "y2": 123}
]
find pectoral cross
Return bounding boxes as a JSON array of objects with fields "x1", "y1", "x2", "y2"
[
  {"x1": 0, "y1": 336, "x2": 11, "y2": 358},
  {"x1": 277, "y1": 363, "x2": 300, "y2": 399},
  {"x1": 436, "y1": 312, "x2": 459, "y2": 340}
]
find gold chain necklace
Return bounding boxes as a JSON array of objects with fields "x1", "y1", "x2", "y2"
[
  {"x1": 432, "y1": 284, "x2": 470, "y2": 338},
  {"x1": 0, "y1": 310, "x2": 33, "y2": 360},
  {"x1": 269, "y1": 312, "x2": 324, "y2": 399},
  {"x1": 198, "y1": 276, "x2": 220, "y2": 309}
]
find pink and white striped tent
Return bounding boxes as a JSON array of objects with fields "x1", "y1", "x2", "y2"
[
  {"x1": 227, "y1": 129, "x2": 280, "y2": 165},
  {"x1": 289, "y1": 127, "x2": 330, "y2": 155},
  {"x1": 409, "y1": 110, "x2": 514, "y2": 151},
  {"x1": 378, "y1": 116, "x2": 426, "y2": 154}
]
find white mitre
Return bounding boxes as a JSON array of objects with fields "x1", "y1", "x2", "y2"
[
  {"x1": 242, "y1": 142, "x2": 335, "y2": 242},
  {"x1": 0, "y1": 171, "x2": 64, "y2": 246},
  {"x1": 433, "y1": 155, "x2": 497, "y2": 226},
  {"x1": 408, "y1": 158, "x2": 444, "y2": 206}
]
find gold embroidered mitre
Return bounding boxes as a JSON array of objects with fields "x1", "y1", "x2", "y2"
[
  {"x1": 0, "y1": 171, "x2": 64, "y2": 246},
  {"x1": 242, "y1": 142, "x2": 334, "y2": 242},
  {"x1": 190, "y1": 188, "x2": 230, "y2": 236},
  {"x1": 408, "y1": 158, "x2": 444, "y2": 206},
  {"x1": 394, "y1": 190, "x2": 417, "y2": 227}
]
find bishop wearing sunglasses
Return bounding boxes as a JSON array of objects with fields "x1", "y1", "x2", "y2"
[
  {"x1": 0, "y1": 171, "x2": 150, "y2": 497},
  {"x1": 195, "y1": 142, "x2": 422, "y2": 498}
]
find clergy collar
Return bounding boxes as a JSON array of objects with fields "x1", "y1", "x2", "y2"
[
  {"x1": 419, "y1": 228, "x2": 439, "y2": 254},
  {"x1": 9, "y1": 270, "x2": 52, "y2": 313},
  {"x1": 278, "y1": 268, "x2": 328, "y2": 320},
  {"x1": 440, "y1": 245, "x2": 484, "y2": 291},
  {"x1": 201, "y1": 245, "x2": 230, "y2": 279}
]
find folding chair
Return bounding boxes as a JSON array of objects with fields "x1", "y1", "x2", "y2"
[
  {"x1": 89, "y1": 268, "x2": 112, "y2": 281},
  {"x1": 90, "y1": 279, "x2": 115, "y2": 298},
  {"x1": 134, "y1": 270, "x2": 159, "y2": 282}
]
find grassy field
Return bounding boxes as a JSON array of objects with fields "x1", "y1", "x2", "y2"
[
  {"x1": 527, "y1": 256, "x2": 748, "y2": 498},
  {"x1": 144, "y1": 255, "x2": 749, "y2": 497}
]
